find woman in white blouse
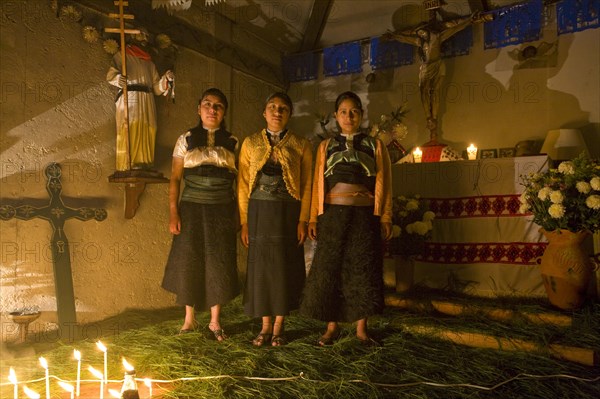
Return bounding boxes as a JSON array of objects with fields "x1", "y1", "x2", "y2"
[{"x1": 162, "y1": 88, "x2": 239, "y2": 340}]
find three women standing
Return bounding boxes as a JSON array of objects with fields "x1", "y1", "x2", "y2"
[
  {"x1": 162, "y1": 88, "x2": 239, "y2": 340},
  {"x1": 300, "y1": 91, "x2": 393, "y2": 346},
  {"x1": 162, "y1": 88, "x2": 391, "y2": 347},
  {"x1": 238, "y1": 92, "x2": 313, "y2": 346}
]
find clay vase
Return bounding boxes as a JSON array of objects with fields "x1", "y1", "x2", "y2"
[{"x1": 539, "y1": 229, "x2": 593, "y2": 310}]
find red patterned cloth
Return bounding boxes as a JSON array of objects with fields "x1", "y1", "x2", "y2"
[{"x1": 428, "y1": 195, "x2": 525, "y2": 218}]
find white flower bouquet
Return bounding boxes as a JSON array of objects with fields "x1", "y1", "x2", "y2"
[
  {"x1": 388, "y1": 195, "x2": 435, "y2": 257},
  {"x1": 519, "y1": 154, "x2": 600, "y2": 233}
]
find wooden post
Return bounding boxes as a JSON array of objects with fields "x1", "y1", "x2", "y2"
[{"x1": 105, "y1": 0, "x2": 140, "y2": 171}]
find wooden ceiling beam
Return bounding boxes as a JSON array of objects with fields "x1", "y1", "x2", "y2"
[
  {"x1": 74, "y1": 0, "x2": 284, "y2": 85},
  {"x1": 300, "y1": 0, "x2": 334, "y2": 52}
]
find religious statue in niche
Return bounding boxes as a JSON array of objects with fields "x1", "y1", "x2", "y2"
[
  {"x1": 107, "y1": 28, "x2": 175, "y2": 173},
  {"x1": 383, "y1": 1, "x2": 492, "y2": 144}
]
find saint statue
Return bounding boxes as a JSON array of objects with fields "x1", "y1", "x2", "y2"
[
  {"x1": 384, "y1": 4, "x2": 492, "y2": 142},
  {"x1": 107, "y1": 29, "x2": 174, "y2": 172}
]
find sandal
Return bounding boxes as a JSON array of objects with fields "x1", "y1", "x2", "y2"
[
  {"x1": 207, "y1": 323, "x2": 228, "y2": 341},
  {"x1": 271, "y1": 335, "x2": 286, "y2": 346},
  {"x1": 317, "y1": 331, "x2": 340, "y2": 347},
  {"x1": 178, "y1": 320, "x2": 199, "y2": 335},
  {"x1": 252, "y1": 333, "x2": 272, "y2": 346}
]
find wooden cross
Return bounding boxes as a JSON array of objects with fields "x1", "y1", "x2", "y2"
[
  {"x1": 105, "y1": 0, "x2": 140, "y2": 170},
  {"x1": 0, "y1": 163, "x2": 107, "y2": 329}
]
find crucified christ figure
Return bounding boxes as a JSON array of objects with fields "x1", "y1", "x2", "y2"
[{"x1": 384, "y1": 10, "x2": 492, "y2": 143}]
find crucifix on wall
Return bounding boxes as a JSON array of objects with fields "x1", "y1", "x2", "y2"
[
  {"x1": 384, "y1": 0, "x2": 492, "y2": 147},
  {"x1": 0, "y1": 163, "x2": 107, "y2": 330}
]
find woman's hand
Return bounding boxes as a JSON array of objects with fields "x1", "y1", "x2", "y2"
[
  {"x1": 381, "y1": 222, "x2": 393, "y2": 241},
  {"x1": 308, "y1": 222, "x2": 318, "y2": 240},
  {"x1": 297, "y1": 222, "x2": 308, "y2": 246},
  {"x1": 169, "y1": 212, "x2": 181, "y2": 235},
  {"x1": 240, "y1": 223, "x2": 249, "y2": 248}
]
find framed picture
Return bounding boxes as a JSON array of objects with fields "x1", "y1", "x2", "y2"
[
  {"x1": 499, "y1": 147, "x2": 516, "y2": 158},
  {"x1": 479, "y1": 148, "x2": 498, "y2": 159}
]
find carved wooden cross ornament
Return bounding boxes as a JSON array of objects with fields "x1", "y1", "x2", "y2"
[{"x1": 0, "y1": 163, "x2": 107, "y2": 329}]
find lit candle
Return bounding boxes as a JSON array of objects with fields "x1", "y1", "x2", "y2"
[
  {"x1": 467, "y1": 144, "x2": 478, "y2": 160},
  {"x1": 122, "y1": 357, "x2": 134, "y2": 373},
  {"x1": 23, "y1": 386, "x2": 41, "y2": 399},
  {"x1": 58, "y1": 381, "x2": 75, "y2": 399},
  {"x1": 73, "y1": 349, "x2": 81, "y2": 397},
  {"x1": 39, "y1": 357, "x2": 50, "y2": 399},
  {"x1": 88, "y1": 366, "x2": 104, "y2": 399},
  {"x1": 144, "y1": 378, "x2": 152, "y2": 398},
  {"x1": 96, "y1": 341, "x2": 108, "y2": 383},
  {"x1": 413, "y1": 147, "x2": 422, "y2": 163},
  {"x1": 8, "y1": 367, "x2": 18, "y2": 399},
  {"x1": 108, "y1": 388, "x2": 121, "y2": 398}
]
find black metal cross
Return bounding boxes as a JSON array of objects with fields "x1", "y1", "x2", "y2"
[{"x1": 0, "y1": 163, "x2": 107, "y2": 329}]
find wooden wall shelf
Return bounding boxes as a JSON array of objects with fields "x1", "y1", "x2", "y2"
[{"x1": 109, "y1": 171, "x2": 169, "y2": 218}]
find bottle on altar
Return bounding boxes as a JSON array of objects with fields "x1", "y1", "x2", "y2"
[{"x1": 120, "y1": 368, "x2": 140, "y2": 399}]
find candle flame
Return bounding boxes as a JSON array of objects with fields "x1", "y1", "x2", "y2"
[
  {"x1": 88, "y1": 366, "x2": 103, "y2": 379},
  {"x1": 23, "y1": 386, "x2": 41, "y2": 399},
  {"x1": 39, "y1": 357, "x2": 48, "y2": 369},
  {"x1": 413, "y1": 147, "x2": 422, "y2": 155},
  {"x1": 122, "y1": 357, "x2": 135, "y2": 372},
  {"x1": 96, "y1": 341, "x2": 107, "y2": 352},
  {"x1": 108, "y1": 388, "x2": 121, "y2": 398},
  {"x1": 74, "y1": 349, "x2": 81, "y2": 360},
  {"x1": 58, "y1": 381, "x2": 74, "y2": 393},
  {"x1": 143, "y1": 378, "x2": 152, "y2": 387},
  {"x1": 8, "y1": 367, "x2": 17, "y2": 384}
]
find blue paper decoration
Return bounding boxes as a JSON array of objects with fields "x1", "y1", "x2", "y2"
[
  {"x1": 283, "y1": 52, "x2": 319, "y2": 82},
  {"x1": 484, "y1": 0, "x2": 543, "y2": 49},
  {"x1": 323, "y1": 41, "x2": 362, "y2": 76},
  {"x1": 369, "y1": 37, "x2": 414, "y2": 70},
  {"x1": 557, "y1": 0, "x2": 600, "y2": 34},
  {"x1": 441, "y1": 26, "x2": 474, "y2": 58}
]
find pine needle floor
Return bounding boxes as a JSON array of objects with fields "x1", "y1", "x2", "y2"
[{"x1": 1, "y1": 290, "x2": 599, "y2": 399}]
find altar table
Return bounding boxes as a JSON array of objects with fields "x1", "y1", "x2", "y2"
[{"x1": 389, "y1": 155, "x2": 550, "y2": 297}]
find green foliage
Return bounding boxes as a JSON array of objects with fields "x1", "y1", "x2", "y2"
[{"x1": 2, "y1": 295, "x2": 599, "y2": 399}]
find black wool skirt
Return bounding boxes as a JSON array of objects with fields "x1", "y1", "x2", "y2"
[
  {"x1": 300, "y1": 205, "x2": 384, "y2": 322},
  {"x1": 244, "y1": 199, "x2": 306, "y2": 317},
  {"x1": 162, "y1": 200, "x2": 239, "y2": 310}
]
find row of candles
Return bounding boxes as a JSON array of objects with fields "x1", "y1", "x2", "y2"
[
  {"x1": 6, "y1": 341, "x2": 153, "y2": 399},
  {"x1": 412, "y1": 144, "x2": 478, "y2": 163}
]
